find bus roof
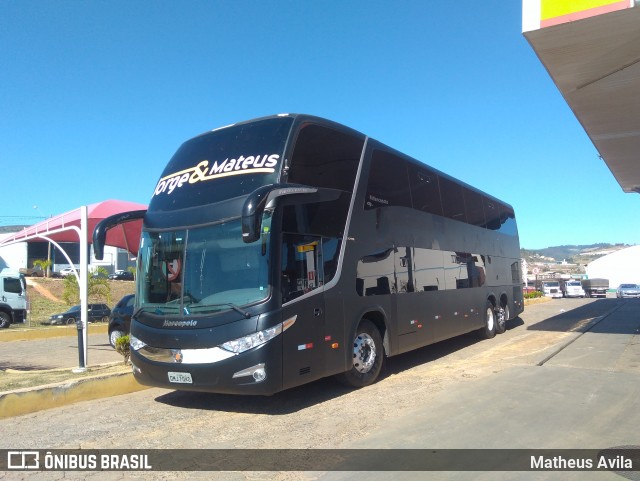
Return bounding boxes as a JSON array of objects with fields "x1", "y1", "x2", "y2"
[{"x1": 191, "y1": 113, "x2": 514, "y2": 211}]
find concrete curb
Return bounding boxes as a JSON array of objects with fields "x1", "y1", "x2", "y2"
[
  {"x1": 0, "y1": 323, "x2": 108, "y2": 342},
  {"x1": 0, "y1": 370, "x2": 149, "y2": 419}
]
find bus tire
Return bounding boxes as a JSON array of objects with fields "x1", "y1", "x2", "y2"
[
  {"x1": 0, "y1": 312, "x2": 10, "y2": 329},
  {"x1": 337, "y1": 320, "x2": 384, "y2": 388},
  {"x1": 478, "y1": 301, "x2": 496, "y2": 339},
  {"x1": 496, "y1": 302, "x2": 509, "y2": 334}
]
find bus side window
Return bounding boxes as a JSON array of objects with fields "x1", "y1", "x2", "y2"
[
  {"x1": 287, "y1": 124, "x2": 363, "y2": 192},
  {"x1": 439, "y1": 176, "x2": 466, "y2": 223},
  {"x1": 356, "y1": 248, "x2": 396, "y2": 296},
  {"x1": 413, "y1": 247, "x2": 443, "y2": 292},
  {"x1": 321, "y1": 237, "x2": 341, "y2": 284},
  {"x1": 483, "y1": 197, "x2": 501, "y2": 230},
  {"x1": 464, "y1": 189, "x2": 485, "y2": 227},
  {"x1": 408, "y1": 164, "x2": 443, "y2": 216},
  {"x1": 499, "y1": 205, "x2": 518, "y2": 236},
  {"x1": 364, "y1": 150, "x2": 411, "y2": 210}
]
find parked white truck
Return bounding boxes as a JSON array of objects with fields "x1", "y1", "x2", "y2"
[
  {"x1": 0, "y1": 271, "x2": 27, "y2": 328},
  {"x1": 540, "y1": 280, "x2": 563, "y2": 298},
  {"x1": 560, "y1": 279, "x2": 585, "y2": 298}
]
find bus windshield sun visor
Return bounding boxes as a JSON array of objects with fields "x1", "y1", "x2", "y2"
[
  {"x1": 242, "y1": 183, "x2": 343, "y2": 243},
  {"x1": 92, "y1": 209, "x2": 147, "y2": 260}
]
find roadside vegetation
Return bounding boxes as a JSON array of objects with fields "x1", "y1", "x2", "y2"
[
  {"x1": 115, "y1": 334, "x2": 131, "y2": 364},
  {"x1": 62, "y1": 266, "x2": 111, "y2": 305},
  {"x1": 22, "y1": 278, "x2": 135, "y2": 327},
  {"x1": 524, "y1": 290, "x2": 544, "y2": 299}
]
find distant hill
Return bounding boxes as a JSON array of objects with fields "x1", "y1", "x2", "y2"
[{"x1": 521, "y1": 243, "x2": 632, "y2": 265}]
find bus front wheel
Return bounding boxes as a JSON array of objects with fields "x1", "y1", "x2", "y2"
[
  {"x1": 337, "y1": 320, "x2": 384, "y2": 388},
  {"x1": 478, "y1": 301, "x2": 497, "y2": 339}
]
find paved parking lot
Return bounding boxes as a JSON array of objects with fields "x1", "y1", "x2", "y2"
[{"x1": 0, "y1": 332, "x2": 122, "y2": 370}]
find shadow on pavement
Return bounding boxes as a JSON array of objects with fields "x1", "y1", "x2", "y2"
[
  {"x1": 0, "y1": 362, "x2": 53, "y2": 371},
  {"x1": 155, "y1": 376, "x2": 352, "y2": 415},
  {"x1": 528, "y1": 299, "x2": 636, "y2": 334},
  {"x1": 154, "y1": 316, "x2": 527, "y2": 415}
]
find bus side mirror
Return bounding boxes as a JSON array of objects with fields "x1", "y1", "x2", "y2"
[
  {"x1": 93, "y1": 209, "x2": 147, "y2": 260},
  {"x1": 241, "y1": 184, "x2": 318, "y2": 243}
]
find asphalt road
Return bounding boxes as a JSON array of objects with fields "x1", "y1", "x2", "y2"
[{"x1": 1, "y1": 297, "x2": 639, "y2": 481}]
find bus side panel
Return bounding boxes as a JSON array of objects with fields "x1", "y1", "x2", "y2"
[
  {"x1": 395, "y1": 289, "x2": 485, "y2": 354},
  {"x1": 281, "y1": 295, "x2": 326, "y2": 391},
  {"x1": 322, "y1": 289, "x2": 352, "y2": 376},
  {"x1": 396, "y1": 291, "x2": 441, "y2": 353}
]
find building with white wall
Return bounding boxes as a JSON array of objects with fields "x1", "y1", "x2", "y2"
[
  {"x1": 0, "y1": 233, "x2": 28, "y2": 273},
  {"x1": 586, "y1": 245, "x2": 640, "y2": 289},
  {"x1": 0, "y1": 231, "x2": 129, "y2": 275}
]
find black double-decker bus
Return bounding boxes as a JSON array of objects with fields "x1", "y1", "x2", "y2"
[{"x1": 94, "y1": 114, "x2": 523, "y2": 395}]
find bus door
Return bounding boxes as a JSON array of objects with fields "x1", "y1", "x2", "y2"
[{"x1": 280, "y1": 234, "x2": 326, "y2": 390}]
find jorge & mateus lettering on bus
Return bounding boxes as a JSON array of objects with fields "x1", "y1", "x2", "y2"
[{"x1": 154, "y1": 154, "x2": 280, "y2": 196}]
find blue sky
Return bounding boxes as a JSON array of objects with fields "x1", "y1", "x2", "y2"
[{"x1": 1, "y1": 1, "x2": 638, "y2": 250}]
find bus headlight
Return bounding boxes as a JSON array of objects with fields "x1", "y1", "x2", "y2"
[
  {"x1": 130, "y1": 334, "x2": 147, "y2": 351},
  {"x1": 220, "y1": 316, "x2": 296, "y2": 354}
]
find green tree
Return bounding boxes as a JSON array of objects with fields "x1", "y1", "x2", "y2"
[
  {"x1": 62, "y1": 267, "x2": 112, "y2": 305},
  {"x1": 32, "y1": 259, "x2": 52, "y2": 277}
]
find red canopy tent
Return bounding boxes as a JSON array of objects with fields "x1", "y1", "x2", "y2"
[{"x1": 0, "y1": 199, "x2": 147, "y2": 255}]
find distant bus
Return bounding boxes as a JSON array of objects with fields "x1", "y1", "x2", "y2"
[{"x1": 94, "y1": 114, "x2": 524, "y2": 394}]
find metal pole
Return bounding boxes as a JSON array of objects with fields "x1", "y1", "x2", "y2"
[
  {"x1": 81, "y1": 205, "x2": 88, "y2": 368},
  {"x1": 74, "y1": 205, "x2": 89, "y2": 372}
]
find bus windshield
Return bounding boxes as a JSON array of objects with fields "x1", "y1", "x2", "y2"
[{"x1": 137, "y1": 214, "x2": 272, "y2": 316}]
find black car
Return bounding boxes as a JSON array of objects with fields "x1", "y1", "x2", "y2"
[
  {"x1": 108, "y1": 294, "x2": 134, "y2": 347},
  {"x1": 47, "y1": 303, "x2": 111, "y2": 325},
  {"x1": 108, "y1": 270, "x2": 134, "y2": 281}
]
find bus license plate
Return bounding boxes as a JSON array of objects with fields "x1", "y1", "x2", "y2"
[{"x1": 168, "y1": 372, "x2": 193, "y2": 384}]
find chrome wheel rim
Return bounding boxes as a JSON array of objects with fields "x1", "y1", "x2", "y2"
[
  {"x1": 352, "y1": 333, "x2": 376, "y2": 373},
  {"x1": 486, "y1": 307, "x2": 495, "y2": 331}
]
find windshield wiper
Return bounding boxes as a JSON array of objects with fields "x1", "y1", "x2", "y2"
[
  {"x1": 209, "y1": 303, "x2": 251, "y2": 319},
  {"x1": 133, "y1": 305, "x2": 181, "y2": 317}
]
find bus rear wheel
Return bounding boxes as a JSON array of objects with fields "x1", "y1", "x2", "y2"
[
  {"x1": 478, "y1": 301, "x2": 497, "y2": 339},
  {"x1": 337, "y1": 320, "x2": 384, "y2": 388},
  {"x1": 496, "y1": 302, "x2": 509, "y2": 334}
]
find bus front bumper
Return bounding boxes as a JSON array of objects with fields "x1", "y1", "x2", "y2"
[{"x1": 130, "y1": 338, "x2": 284, "y2": 395}]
